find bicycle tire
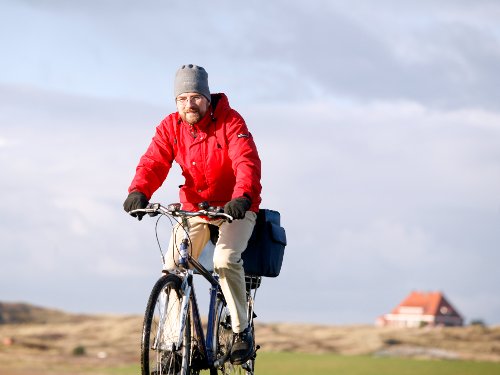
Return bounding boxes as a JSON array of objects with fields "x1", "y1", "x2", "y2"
[
  {"x1": 141, "y1": 274, "x2": 192, "y2": 375},
  {"x1": 211, "y1": 297, "x2": 255, "y2": 375}
]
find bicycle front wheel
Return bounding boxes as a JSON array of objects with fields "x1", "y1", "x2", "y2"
[{"x1": 141, "y1": 274, "x2": 192, "y2": 375}]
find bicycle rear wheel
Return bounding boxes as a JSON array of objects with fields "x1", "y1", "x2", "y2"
[
  {"x1": 141, "y1": 274, "x2": 192, "y2": 375},
  {"x1": 212, "y1": 296, "x2": 255, "y2": 375}
]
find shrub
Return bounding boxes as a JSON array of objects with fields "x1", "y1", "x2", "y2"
[
  {"x1": 470, "y1": 319, "x2": 486, "y2": 327},
  {"x1": 383, "y1": 338, "x2": 401, "y2": 346},
  {"x1": 72, "y1": 345, "x2": 86, "y2": 356}
]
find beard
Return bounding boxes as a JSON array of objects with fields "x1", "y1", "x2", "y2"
[{"x1": 182, "y1": 109, "x2": 202, "y2": 125}]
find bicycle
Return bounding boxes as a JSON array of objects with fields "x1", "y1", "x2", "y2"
[{"x1": 129, "y1": 202, "x2": 261, "y2": 375}]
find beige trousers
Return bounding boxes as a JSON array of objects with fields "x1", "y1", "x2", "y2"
[{"x1": 164, "y1": 211, "x2": 257, "y2": 333}]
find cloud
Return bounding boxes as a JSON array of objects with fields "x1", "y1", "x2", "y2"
[
  {"x1": 1, "y1": 1, "x2": 500, "y2": 324},
  {"x1": 4, "y1": 1, "x2": 499, "y2": 109},
  {"x1": 205, "y1": 1, "x2": 500, "y2": 109},
  {"x1": 242, "y1": 97, "x2": 500, "y2": 323},
  {"x1": 1, "y1": 82, "x2": 500, "y2": 324}
]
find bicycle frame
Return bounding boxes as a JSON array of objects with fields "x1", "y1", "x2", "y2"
[
  {"x1": 173, "y1": 253, "x2": 226, "y2": 369},
  {"x1": 178, "y1": 252, "x2": 259, "y2": 371}
]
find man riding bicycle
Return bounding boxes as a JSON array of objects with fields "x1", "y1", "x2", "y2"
[{"x1": 123, "y1": 64, "x2": 262, "y2": 365}]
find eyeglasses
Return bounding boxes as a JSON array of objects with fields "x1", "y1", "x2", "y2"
[{"x1": 176, "y1": 95, "x2": 204, "y2": 105}]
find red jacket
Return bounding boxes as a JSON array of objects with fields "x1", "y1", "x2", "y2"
[{"x1": 128, "y1": 93, "x2": 262, "y2": 212}]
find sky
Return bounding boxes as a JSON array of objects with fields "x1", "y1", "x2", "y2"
[{"x1": 1, "y1": 0, "x2": 500, "y2": 326}]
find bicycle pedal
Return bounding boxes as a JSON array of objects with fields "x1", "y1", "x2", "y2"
[{"x1": 248, "y1": 345, "x2": 260, "y2": 360}]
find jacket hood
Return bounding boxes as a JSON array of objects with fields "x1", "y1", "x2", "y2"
[{"x1": 210, "y1": 93, "x2": 230, "y2": 118}]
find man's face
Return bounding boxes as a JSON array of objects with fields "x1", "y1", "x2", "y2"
[{"x1": 176, "y1": 93, "x2": 210, "y2": 125}]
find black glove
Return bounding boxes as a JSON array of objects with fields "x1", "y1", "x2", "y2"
[
  {"x1": 224, "y1": 197, "x2": 251, "y2": 220},
  {"x1": 123, "y1": 191, "x2": 149, "y2": 221}
]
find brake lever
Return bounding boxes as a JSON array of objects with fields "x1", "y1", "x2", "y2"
[{"x1": 146, "y1": 203, "x2": 161, "y2": 216}]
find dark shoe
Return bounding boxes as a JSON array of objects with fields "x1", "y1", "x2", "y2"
[{"x1": 230, "y1": 327, "x2": 254, "y2": 365}]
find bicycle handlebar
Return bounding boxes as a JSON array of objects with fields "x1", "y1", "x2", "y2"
[{"x1": 128, "y1": 202, "x2": 234, "y2": 222}]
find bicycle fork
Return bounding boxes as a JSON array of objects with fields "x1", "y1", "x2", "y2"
[{"x1": 176, "y1": 273, "x2": 192, "y2": 350}]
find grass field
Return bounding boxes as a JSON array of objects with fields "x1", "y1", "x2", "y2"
[{"x1": 97, "y1": 352, "x2": 500, "y2": 375}]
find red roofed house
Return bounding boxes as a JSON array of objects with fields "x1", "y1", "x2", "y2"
[{"x1": 376, "y1": 291, "x2": 464, "y2": 327}]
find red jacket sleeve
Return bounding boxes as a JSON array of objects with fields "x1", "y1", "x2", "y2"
[
  {"x1": 225, "y1": 110, "x2": 262, "y2": 208},
  {"x1": 128, "y1": 118, "x2": 175, "y2": 200}
]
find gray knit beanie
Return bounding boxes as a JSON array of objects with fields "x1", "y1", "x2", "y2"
[{"x1": 174, "y1": 64, "x2": 211, "y2": 101}]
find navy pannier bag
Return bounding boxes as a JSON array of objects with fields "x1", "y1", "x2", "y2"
[{"x1": 242, "y1": 209, "x2": 287, "y2": 277}]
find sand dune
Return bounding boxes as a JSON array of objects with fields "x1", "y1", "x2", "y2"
[{"x1": 1, "y1": 302, "x2": 499, "y2": 374}]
